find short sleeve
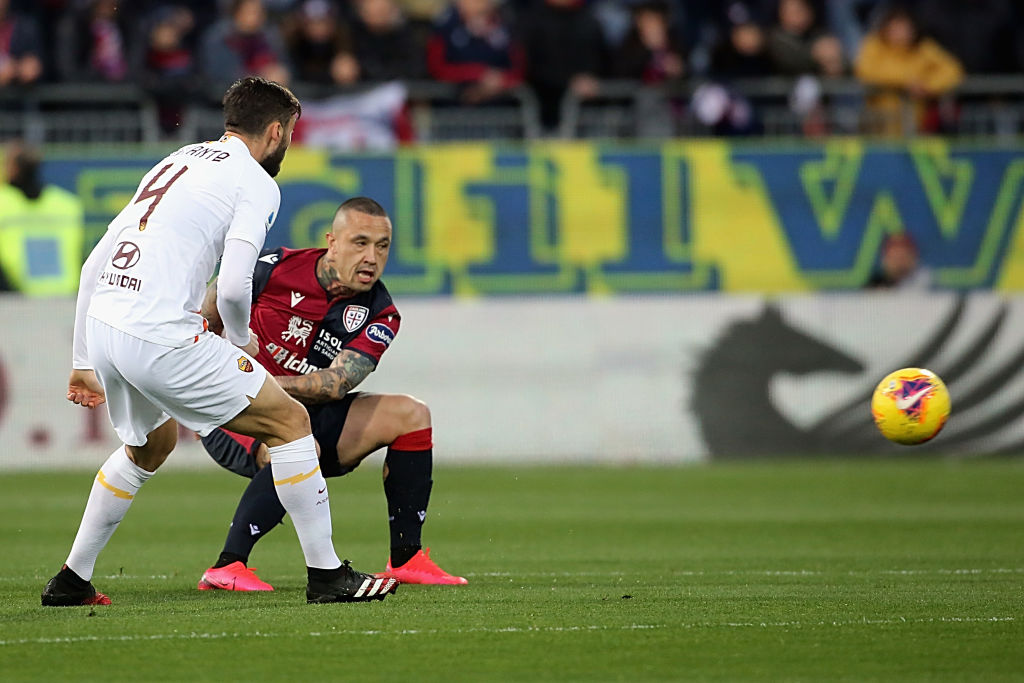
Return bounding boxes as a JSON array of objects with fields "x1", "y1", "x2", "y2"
[
  {"x1": 345, "y1": 307, "x2": 400, "y2": 365},
  {"x1": 251, "y1": 247, "x2": 282, "y2": 303}
]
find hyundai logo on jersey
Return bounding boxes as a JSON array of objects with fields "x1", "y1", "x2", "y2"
[{"x1": 111, "y1": 241, "x2": 141, "y2": 269}]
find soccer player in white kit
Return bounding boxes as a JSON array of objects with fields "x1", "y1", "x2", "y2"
[{"x1": 42, "y1": 77, "x2": 398, "y2": 606}]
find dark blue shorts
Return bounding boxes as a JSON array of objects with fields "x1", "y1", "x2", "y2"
[{"x1": 201, "y1": 392, "x2": 359, "y2": 479}]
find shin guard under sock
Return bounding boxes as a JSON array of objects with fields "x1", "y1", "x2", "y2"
[
  {"x1": 216, "y1": 464, "x2": 287, "y2": 567},
  {"x1": 269, "y1": 435, "x2": 340, "y2": 570},
  {"x1": 384, "y1": 428, "x2": 433, "y2": 567},
  {"x1": 66, "y1": 446, "x2": 153, "y2": 581}
]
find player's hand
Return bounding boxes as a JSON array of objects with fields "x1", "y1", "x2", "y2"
[
  {"x1": 67, "y1": 369, "x2": 105, "y2": 409},
  {"x1": 205, "y1": 316, "x2": 224, "y2": 336},
  {"x1": 240, "y1": 329, "x2": 260, "y2": 358}
]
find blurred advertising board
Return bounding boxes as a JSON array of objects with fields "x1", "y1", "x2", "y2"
[{"x1": 40, "y1": 139, "x2": 1024, "y2": 295}]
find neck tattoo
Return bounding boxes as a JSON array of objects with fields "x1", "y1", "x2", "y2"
[{"x1": 316, "y1": 256, "x2": 353, "y2": 298}]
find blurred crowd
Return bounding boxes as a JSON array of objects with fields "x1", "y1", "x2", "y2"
[
  {"x1": 1, "y1": 0, "x2": 1022, "y2": 133},
  {"x1": 2, "y1": 1, "x2": 1014, "y2": 294}
]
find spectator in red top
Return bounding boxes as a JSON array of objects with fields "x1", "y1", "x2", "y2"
[
  {"x1": 56, "y1": 0, "x2": 131, "y2": 82},
  {"x1": 0, "y1": 0, "x2": 44, "y2": 86},
  {"x1": 427, "y1": 0, "x2": 524, "y2": 104},
  {"x1": 200, "y1": 0, "x2": 291, "y2": 91}
]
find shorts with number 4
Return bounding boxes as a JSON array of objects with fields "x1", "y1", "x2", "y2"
[{"x1": 87, "y1": 317, "x2": 267, "y2": 446}]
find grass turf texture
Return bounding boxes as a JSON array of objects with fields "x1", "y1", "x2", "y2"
[{"x1": 1, "y1": 461, "x2": 1023, "y2": 682}]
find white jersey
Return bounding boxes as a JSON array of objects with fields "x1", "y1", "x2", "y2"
[{"x1": 87, "y1": 135, "x2": 279, "y2": 347}]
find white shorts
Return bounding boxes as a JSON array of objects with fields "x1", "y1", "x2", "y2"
[{"x1": 87, "y1": 317, "x2": 268, "y2": 446}]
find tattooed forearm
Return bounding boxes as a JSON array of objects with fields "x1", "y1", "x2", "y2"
[
  {"x1": 201, "y1": 278, "x2": 224, "y2": 335},
  {"x1": 276, "y1": 350, "x2": 375, "y2": 404}
]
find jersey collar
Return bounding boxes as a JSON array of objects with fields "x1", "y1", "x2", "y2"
[{"x1": 219, "y1": 133, "x2": 253, "y2": 157}]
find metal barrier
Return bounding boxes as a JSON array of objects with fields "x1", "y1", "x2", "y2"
[
  {"x1": 0, "y1": 83, "x2": 162, "y2": 143},
  {"x1": 559, "y1": 76, "x2": 1024, "y2": 139},
  {"x1": 0, "y1": 76, "x2": 1022, "y2": 144}
]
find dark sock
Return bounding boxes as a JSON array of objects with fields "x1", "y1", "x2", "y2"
[
  {"x1": 384, "y1": 431, "x2": 433, "y2": 565},
  {"x1": 213, "y1": 552, "x2": 248, "y2": 569},
  {"x1": 215, "y1": 465, "x2": 286, "y2": 566},
  {"x1": 391, "y1": 544, "x2": 421, "y2": 568},
  {"x1": 307, "y1": 565, "x2": 344, "y2": 583},
  {"x1": 59, "y1": 564, "x2": 90, "y2": 589}
]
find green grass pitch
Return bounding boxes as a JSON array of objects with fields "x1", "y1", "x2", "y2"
[{"x1": 1, "y1": 460, "x2": 1023, "y2": 681}]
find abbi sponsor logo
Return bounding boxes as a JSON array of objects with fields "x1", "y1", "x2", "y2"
[{"x1": 365, "y1": 323, "x2": 394, "y2": 347}]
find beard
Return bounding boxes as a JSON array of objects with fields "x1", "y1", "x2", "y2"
[{"x1": 259, "y1": 139, "x2": 288, "y2": 178}]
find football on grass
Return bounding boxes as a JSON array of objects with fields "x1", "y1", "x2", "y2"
[{"x1": 871, "y1": 368, "x2": 951, "y2": 445}]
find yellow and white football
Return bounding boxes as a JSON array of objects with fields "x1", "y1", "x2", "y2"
[{"x1": 871, "y1": 368, "x2": 951, "y2": 445}]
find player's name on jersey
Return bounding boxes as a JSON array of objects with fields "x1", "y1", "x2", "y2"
[{"x1": 170, "y1": 145, "x2": 232, "y2": 163}]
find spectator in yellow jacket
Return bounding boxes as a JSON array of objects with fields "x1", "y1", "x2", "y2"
[
  {"x1": 854, "y1": 6, "x2": 964, "y2": 136},
  {"x1": 0, "y1": 142, "x2": 85, "y2": 297}
]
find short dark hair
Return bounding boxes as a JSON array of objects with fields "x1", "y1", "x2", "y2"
[
  {"x1": 6, "y1": 141, "x2": 42, "y2": 200},
  {"x1": 222, "y1": 76, "x2": 301, "y2": 137},
  {"x1": 337, "y1": 196, "x2": 389, "y2": 218},
  {"x1": 875, "y1": 5, "x2": 920, "y2": 43}
]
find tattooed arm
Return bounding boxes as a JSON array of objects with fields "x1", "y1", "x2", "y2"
[
  {"x1": 275, "y1": 349, "x2": 376, "y2": 404},
  {"x1": 201, "y1": 277, "x2": 224, "y2": 336}
]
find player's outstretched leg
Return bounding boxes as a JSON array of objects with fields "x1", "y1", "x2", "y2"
[
  {"x1": 42, "y1": 421, "x2": 175, "y2": 606},
  {"x1": 198, "y1": 465, "x2": 282, "y2": 591},
  {"x1": 338, "y1": 395, "x2": 466, "y2": 585},
  {"x1": 224, "y1": 377, "x2": 397, "y2": 603}
]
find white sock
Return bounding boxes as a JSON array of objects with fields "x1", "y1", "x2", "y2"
[
  {"x1": 65, "y1": 446, "x2": 153, "y2": 581},
  {"x1": 269, "y1": 434, "x2": 341, "y2": 570}
]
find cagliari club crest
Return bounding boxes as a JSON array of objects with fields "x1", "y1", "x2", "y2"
[{"x1": 343, "y1": 305, "x2": 369, "y2": 332}]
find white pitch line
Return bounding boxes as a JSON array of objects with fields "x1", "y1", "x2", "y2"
[
  {"x1": 0, "y1": 624, "x2": 663, "y2": 647},
  {"x1": 97, "y1": 574, "x2": 175, "y2": 580},
  {"x1": 0, "y1": 617, "x2": 1015, "y2": 648},
  {"x1": 466, "y1": 568, "x2": 1024, "y2": 578},
  {"x1": 877, "y1": 569, "x2": 1024, "y2": 576},
  {"x1": 708, "y1": 617, "x2": 1015, "y2": 629},
  {"x1": 3, "y1": 568, "x2": 1023, "y2": 583}
]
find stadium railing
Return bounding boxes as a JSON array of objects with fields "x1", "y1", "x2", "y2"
[
  {"x1": 558, "y1": 75, "x2": 1024, "y2": 139},
  {"x1": 0, "y1": 83, "x2": 162, "y2": 143},
  {"x1": 0, "y1": 75, "x2": 1022, "y2": 144}
]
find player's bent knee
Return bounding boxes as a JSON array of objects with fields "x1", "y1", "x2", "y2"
[
  {"x1": 127, "y1": 419, "x2": 178, "y2": 472},
  {"x1": 396, "y1": 394, "x2": 431, "y2": 432},
  {"x1": 231, "y1": 377, "x2": 313, "y2": 446}
]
